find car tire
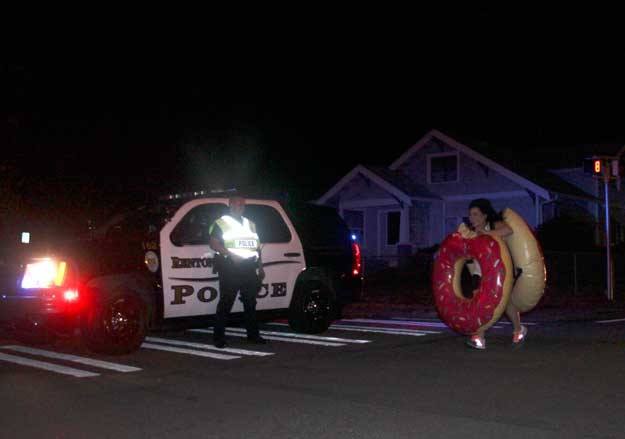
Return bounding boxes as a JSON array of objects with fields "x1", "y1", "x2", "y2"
[
  {"x1": 288, "y1": 282, "x2": 332, "y2": 334},
  {"x1": 83, "y1": 292, "x2": 147, "y2": 355}
]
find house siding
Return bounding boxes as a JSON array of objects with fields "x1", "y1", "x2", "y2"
[
  {"x1": 410, "y1": 201, "x2": 431, "y2": 248},
  {"x1": 429, "y1": 201, "x2": 444, "y2": 247},
  {"x1": 399, "y1": 138, "x2": 525, "y2": 195},
  {"x1": 445, "y1": 195, "x2": 536, "y2": 231},
  {"x1": 363, "y1": 207, "x2": 380, "y2": 257},
  {"x1": 327, "y1": 174, "x2": 392, "y2": 207},
  {"x1": 320, "y1": 131, "x2": 623, "y2": 263}
]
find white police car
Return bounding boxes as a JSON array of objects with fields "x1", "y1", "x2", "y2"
[{"x1": 0, "y1": 193, "x2": 362, "y2": 354}]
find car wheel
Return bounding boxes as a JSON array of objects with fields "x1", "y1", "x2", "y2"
[
  {"x1": 83, "y1": 293, "x2": 147, "y2": 355},
  {"x1": 288, "y1": 282, "x2": 332, "y2": 334}
]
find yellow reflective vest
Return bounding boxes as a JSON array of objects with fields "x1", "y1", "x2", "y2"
[{"x1": 210, "y1": 215, "x2": 260, "y2": 260}]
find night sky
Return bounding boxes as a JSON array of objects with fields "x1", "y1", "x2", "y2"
[{"x1": 2, "y1": 10, "x2": 624, "y2": 235}]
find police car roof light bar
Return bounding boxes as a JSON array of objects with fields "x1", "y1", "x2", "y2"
[{"x1": 159, "y1": 188, "x2": 238, "y2": 201}]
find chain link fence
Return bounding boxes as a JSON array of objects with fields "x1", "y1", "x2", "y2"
[
  {"x1": 363, "y1": 250, "x2": 624, "y2": 299},
  {"x1": 542, "y1": 251, "x2": 625, "y2": 297}
]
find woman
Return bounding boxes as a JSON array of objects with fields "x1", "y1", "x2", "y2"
[{"x1": 465, "y1": 198, "x2": 527, "y2": 350}]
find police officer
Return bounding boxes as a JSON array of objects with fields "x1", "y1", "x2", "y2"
[{"x1": 209, "y1": 195, "x2": 266, "y2": 348}]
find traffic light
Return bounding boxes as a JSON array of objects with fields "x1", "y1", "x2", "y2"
[
  {"x1": 583, "y1": 157, "x2": 603, "y2": 176},
  {"x1": 583, "y1": 156, "x2": 625, "y2": 190}
]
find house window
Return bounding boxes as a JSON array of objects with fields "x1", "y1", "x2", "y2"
[
  {"x1": 387, "y1": 211, "x2": 401, "y2": 245},
  {"x1": 429, "y1": 153, "x2": 458, "y2": 183},
  {"x1": 344, "y1": 209, "x2": 365, "y2": 245}
]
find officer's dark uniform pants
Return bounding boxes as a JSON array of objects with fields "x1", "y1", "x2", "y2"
[{"x1": 214, "y1": 260, "x2": 261, "y2": 342}]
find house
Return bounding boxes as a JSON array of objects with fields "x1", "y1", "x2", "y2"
[{"x1": 317, "y1": 129, "x2": 624, "y2": 265}]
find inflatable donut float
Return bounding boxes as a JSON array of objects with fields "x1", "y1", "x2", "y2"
[
  {"x1": 501, "y1": 208, "x2": 546, "y2": 313},
  {"x1": 432, "y1": 225, "x2": 514, "y2": 335}
]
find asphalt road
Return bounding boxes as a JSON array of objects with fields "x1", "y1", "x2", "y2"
[{"x1": 1, "y1": 317, "x2": 624, "y2": 439}]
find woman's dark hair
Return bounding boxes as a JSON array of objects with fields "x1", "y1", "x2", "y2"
[{"x1": 469, "y1": 198, "x2": 502, "y2": 229}]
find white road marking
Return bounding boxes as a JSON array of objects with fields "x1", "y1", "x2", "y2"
[
  {"x1": 187, "y1": 329, "x2": 345, "y2": 347},
  {"x1": 595, "y1": 318, "x2": 625, "y2": 324},
  {"x1": 141, "y1": 343, "x2": 241, "y2": 359},
  {"x1": 344, "y1": 318, "x2": 451, "y2": 328},
  {"x1": 224, "y1": 327, "x2": 370, "y2": 344},
  {"x1": 268, "y1": 322, "x2": 433, "y2": 336},
  {"x1": 145, "y1": 337, "x2": 273, "y2": 356},
  {"x1": 1, "y1": 346, "x2": 141, "y2": 372},
  {"x1": 0, "y1": 351, "x2": 99, "y2": 378},
  {"x1": 337, "y1": 319, "x2": 507, "y2": 330},
  {"x1": 328, "y1": 325, "x2": 432, "y2": 336}
]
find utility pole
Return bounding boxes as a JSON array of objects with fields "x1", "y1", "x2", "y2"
[
  {"x1": 602, "y1": 162, "x2": 613, "y2": 301},
  {"x1": 584, "y1": 155, "x2": 622, "y2": 301}
]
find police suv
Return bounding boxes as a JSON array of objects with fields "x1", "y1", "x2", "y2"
[{"x1": 0, "y1": 194, "x2": 362, "y2": 354}]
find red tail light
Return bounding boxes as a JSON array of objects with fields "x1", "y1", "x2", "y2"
[
  {"x1": 63, "y1": 289, "x2": 79, "y2": 302},
  {"x1": 352, "y1": 242, "x2": 362, "y2": 276}
]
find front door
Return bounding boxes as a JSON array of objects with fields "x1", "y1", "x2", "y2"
[{"x1": 160, "y1": 199, "x2": 305, "y2": 319}]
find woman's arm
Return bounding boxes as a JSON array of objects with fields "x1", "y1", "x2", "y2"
[
  {"x1": 488, "y1": 221, "x2": 513, "y2": 238},
  {"x1": 475, "y1": 221, "x2": 512, "y2": 238}
]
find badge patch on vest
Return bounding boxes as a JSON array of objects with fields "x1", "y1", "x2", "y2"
[{"x1": 235, "y1": 239, "x2": 258, "y2": 249}]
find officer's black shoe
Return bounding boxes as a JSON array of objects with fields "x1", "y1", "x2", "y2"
[
  {"x1": 214, "y1": 339, "x2": 228, "y2": 349},
  {"x1": 247, "y1": 336, "x2": 267, "y2": 345}
]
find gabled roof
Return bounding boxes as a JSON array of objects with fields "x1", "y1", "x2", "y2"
[
  {"x1": 361, "y1": 166, "x2": 441, "y2": 200},
  {"x1": 316, "y1": 165, "x2": 441, "y2": 206},
  {"x1": 443, "y1": 134, "x2": 603, "y2": 201},
  {"x1": 524, "y1": 168, "x2": 595, "y2": 201},
  {"x1": 318, "y1": 129, "x2": 608, "y2": 207},
  {"x1": 390, "y1": 129, "x2": 600, "y2": 201}
]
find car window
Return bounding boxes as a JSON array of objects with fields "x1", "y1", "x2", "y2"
[
  {"x1": 170, "y1": 203, "x2": 228, "y2": 246},
  {"x1": 243, "y1": 204, "x2": 292, "y2": 243}
]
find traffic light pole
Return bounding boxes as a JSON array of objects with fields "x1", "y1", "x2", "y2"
[
  {"x1": 585, "y1": 153, "x2": 623, "y2": 301},
  {"x1": 603, "y1": 169, "x2": 614, "y2": 301}
]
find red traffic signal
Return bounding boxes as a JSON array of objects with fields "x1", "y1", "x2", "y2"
[
  {"x1": 583, "y1": 157, "x2": 625, "y2": 180},
  {"x1": 584, "y1": 158, "x2": 603, "y2": 175}
]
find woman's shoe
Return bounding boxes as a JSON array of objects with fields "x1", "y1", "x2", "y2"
[
  {"x1": 465, "y1": 335, "x2": 486, "y2": 350},
  {"x1": 512, "y1": 325, "x2": 528, "y2": 344}
]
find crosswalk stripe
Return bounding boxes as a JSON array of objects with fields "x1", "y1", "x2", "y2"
[
  {"x1": 595, "y1": 318, "x2": 625, "y2": 324},
  {"x1": 388, "y1": 317, "x2": 514, "y2": 329},
  {"x1": 224, "y1": 327, "x2": 371, "y2": 344},
  {"x1": 345, "y1": 318, "x2": 451, "y2": 328},
  {"x1": 333, "y1": 323, "x2": 440, "y2": 334},
  {"x1": 188, "y1": 329, "x2": 346, "y2": 347},
  {"x1": 145, "y1": 337, "x2": 274, "y2": 356},
  {"x1": 1, "y1": 346, "x2": 141, "y2": 373},
  {"x1": 268, "y1": 322, "x2": 434, "y2": 336},
  {"x1": 0, "y1": 351, "x2": 99, "y2": 378},
  {"x1": 141, "y1": 343, "x2": 241, "y2": 360},
  {"x1": 330, "y1": 324, "x2": 432, "y2": 336},
  {"x1": 340, "y1": 318, "x2": 505, "y2": 330}
]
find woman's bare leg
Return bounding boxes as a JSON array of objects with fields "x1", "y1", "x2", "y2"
[{"x1": 505, "y1": 301, "x2": 522, "y2": 333}]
